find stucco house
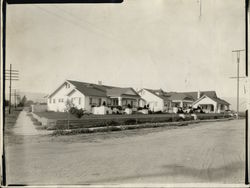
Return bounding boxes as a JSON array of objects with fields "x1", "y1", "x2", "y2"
[
  {"x1": 137, "y1": 88, "x2": 171, "y2": 112},
  {"x1": 47, "y1": 80, "x2": 141, "y2": 112},
  {"x1": 192, "y1": 95, "x2": 230, "y2": 113}
]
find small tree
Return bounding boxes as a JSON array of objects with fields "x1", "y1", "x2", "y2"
[
  {"x1": 65, "y1": 99, "x2": 74, "y2": 112},
  {"x1": 65, "y1": 99, "x2": 74, "y2": 129},
  {"x1": 18, "y1": 95, "x2": 27, "y2": 107}
]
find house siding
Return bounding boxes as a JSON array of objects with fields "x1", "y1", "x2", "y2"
[
  {"x1": 47, "y1": 82, "x2": 75, "y2": 112},
  {"x1": 138, "y1": 89, "x2": 164, "y2": 112}
]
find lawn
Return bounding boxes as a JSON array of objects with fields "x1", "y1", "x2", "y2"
[{"x1": 4, "y1": 107, "x2": 23, "y2": 135}]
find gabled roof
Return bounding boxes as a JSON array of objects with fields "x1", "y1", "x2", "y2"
[
  {"x1": 67, "y1": 80, "x2": 107, "y2": 97},
  {"x1": 182, "y1": 91, "x2": 217, "y2": 100},
  {"x1": 143, "y1": 88, "x2": 171, "y2": 101},
  {"x1": 106, "y1": 87, "x2": 140, "y2": 97},
  {"x1": 166, "y1": 92, "x2": 194, "y2": 101},
  {"x1": 49, "y1": 80, "x2": 140, "y2": 98},
  {"x1": 165, "y1": 91, "x2": 217, "y2": 101},
  {"x1": 192, "y1": 95, "x2": 230, "y2": 106}
]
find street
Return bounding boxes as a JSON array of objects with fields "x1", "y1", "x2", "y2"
[{"x1": 5, "y1": 113, "x2": 245, "y2": 185}]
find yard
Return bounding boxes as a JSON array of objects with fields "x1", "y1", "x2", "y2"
[
  {"x1": 32, "y1": 111, "x2": 233, "y2": 131},
  {"x1": 4, "y1": 107, "x2": 23, "y2": 135}
]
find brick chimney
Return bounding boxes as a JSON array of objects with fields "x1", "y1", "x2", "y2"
[{"x1": 98, "y1": 81, "x2": 102, "y2": 85}]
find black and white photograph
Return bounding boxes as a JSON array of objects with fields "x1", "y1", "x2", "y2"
[{"x1": 1, "y1": 0, "x2": 249, "y2": 186}]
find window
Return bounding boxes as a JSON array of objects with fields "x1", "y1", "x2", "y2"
[
  {"x1": 49, "y1": 99, "x2": 52, "y2": 103},
  {"x1": 98, "y1": 98, "x2": 102, "y2": 106},
  {"x1": 58, "y1": 98, "x2": 64, "y2": 103},
  {"x1": 79, "y1": 98, "x2": 81, "y2": 105},
  {"x1": 53, "y1": 99, "x2": 56, "y2": 103},
  {"x1": 65, "y1": 83, "x2": 70, "y2": 88},
  {"x1": 89, "y1": 97, "x2": 92, "y2": 105}
]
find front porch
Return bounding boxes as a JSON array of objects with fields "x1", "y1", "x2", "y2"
[
  {"x1": 108, "y1": 97, "x2": 139, "y2": 108},
  {"x1": 171, "y1": 100, "x2": 194, "y2": 108}
]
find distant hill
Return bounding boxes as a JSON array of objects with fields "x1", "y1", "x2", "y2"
[{"x1": 18, "y1": 91, "x2": 48, "y2": 103}]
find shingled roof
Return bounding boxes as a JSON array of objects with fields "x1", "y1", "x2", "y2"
[
  {"x1": 67, "y1": 80, "x2": 107, "y2": 97},
  {"x1": 67, "y1": 80, "x2": 139, "y2": 98},
  {"x1": 144, "y1": 88, "x2": 171, "y2": 101},
  {"x1": 166, "y1": 91, "x2": 217, "y2": 101}
]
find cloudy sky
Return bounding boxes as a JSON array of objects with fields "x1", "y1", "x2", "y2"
[{"x1": 5, "y1": 0, "x2": 247, "y2": 108}]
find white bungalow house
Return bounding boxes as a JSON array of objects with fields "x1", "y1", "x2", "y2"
[
  {"x1": 47, "y1": 80, "x2": 141, "y2": 112},
  {"x1": 137, "y1": 88, "x2": 171, "y2": 112},
  {"x1": 192, "y1": 95, "x2": 230, "y2": 113},
  {"x1": 138, "y1": 89, "x2": 230, "y2": 113}
]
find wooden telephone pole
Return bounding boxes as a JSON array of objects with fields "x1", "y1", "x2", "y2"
[
  {"x1": 230, "y1": 49, "x2": 245, "y2": 119},
  {"x1": 5, "y1": 64, "x2": 19, "y2": 114}
]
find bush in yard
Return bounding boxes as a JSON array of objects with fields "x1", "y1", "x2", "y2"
[
  {"x1": 69, "y1": 107, "x2": 84, "y2": 118},
  {"x1": 137, "y1": 107, "x2": 143, "y2": 111},
  {"x1": 124, "y1": 119, "x2": 137, "y2": 125},
  {"x1": 106, "y1": 120, "x2": 119, "y2": 126}
]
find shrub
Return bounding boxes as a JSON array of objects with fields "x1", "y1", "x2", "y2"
[
  {"x1": 127, "y1": 104, "x2": 132, "y2": 109},
  {"x1": 153, "y1": 111, "x2": 162, "y2": 114},
  {"x1": 106, "y1": 120, "x2": 119, "y2": 126},
  {"x1": 69, "y1": 107, "x2": 84, "y2": 118},
  {"x1": 137, "y1": 107, "x2": 143, "y2": 110},
  {"x1": 124, "y1": 119, "x2": 137, "y2": 125},
  {"x1": 116, "y1": 106, "x2": 122, "y2": 111}
]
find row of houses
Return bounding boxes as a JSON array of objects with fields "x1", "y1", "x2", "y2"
[{"x1": 47, "y1": 80, "x2": 230, "y2": 113}]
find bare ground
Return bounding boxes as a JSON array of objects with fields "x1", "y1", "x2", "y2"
[{"x1": 4, "y1": 118, "x2": 245, "y2": 185}]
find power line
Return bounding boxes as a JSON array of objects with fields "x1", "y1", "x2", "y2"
[
  {"x1": 230, "y1": 49, "x2": 245, "y2": 119},
  {"x1": 5, "y1": 64, "x2": 20, "y2": 114}
]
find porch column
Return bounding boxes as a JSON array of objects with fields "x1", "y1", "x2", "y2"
[
  {"x1": 118, "y1": 97, "x2": 122, "y2": 106},
  {"x1": 214, "y1": 104, "x2": 217, "y2": 113},
  {"x1": 180, "y1": 101, "x2": 183, "y2": 108}
]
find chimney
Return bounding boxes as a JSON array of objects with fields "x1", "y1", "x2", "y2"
[
  {"x1": 98, "y1": 81, "x2": 102, "y2": 85},
  {"x1": 197, "y1": 91, "x2": 201, "y2": 99}
]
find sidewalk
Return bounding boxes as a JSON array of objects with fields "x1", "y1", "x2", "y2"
[{"x1": 13, "y1": 110, "x2": 48, "y2": 136}]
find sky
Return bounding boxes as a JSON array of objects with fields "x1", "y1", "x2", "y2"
[{"x1": 5, "y1": 0, "x2": 247, "y2": 109}]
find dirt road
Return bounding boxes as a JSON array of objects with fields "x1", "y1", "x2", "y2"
[{"x1": 5, "y1": 119, "x2": 245, "y2": 185}]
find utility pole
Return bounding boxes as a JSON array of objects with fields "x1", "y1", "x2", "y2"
[
  {"x1": 11, "y1": 89, "x2": 19, "y2": 108},
  {"x1": 230, "y1": 49, "x2": 245, "y2": 119},
  {"x1": 5, "y1": 64, "x2": 19, "y2": 114}
]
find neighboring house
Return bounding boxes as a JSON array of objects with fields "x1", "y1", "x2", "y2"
[
  {"x1": 137, "y1": 88, "x2": 171, "y2": 112},
  {"x1": 138, "y1": 89, "x2": 230, "y2": 113},
  {"x1": 192, "y1": 95, "x2": 230, "y2": 113},
  {"x1": 166, "y1": 92, "x2": 194, "y2": 108},
  {"x1": 47, "y1": 80, "x2": 141, "y2": 112}
]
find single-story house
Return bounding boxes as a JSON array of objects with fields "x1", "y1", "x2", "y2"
[
  {"x1": 47, "y1": 80, "x2": 141, "y2": 112},
  {"x1": 165, "y1": 91, "x2": 219, "y2": 108},
  {"x1": 138, "y1": 89, "x2": 230, "y2": 113},
  {"x1": 137, "y1": 88, "x2": 171, "y2": 112},
  {"x1": 192, "y1": 95, "x2": 230, "y2": 113}
]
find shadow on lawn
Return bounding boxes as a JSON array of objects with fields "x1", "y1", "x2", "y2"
[{"x1": 85, "y1": 161, "x2": 244, "y2": 183}]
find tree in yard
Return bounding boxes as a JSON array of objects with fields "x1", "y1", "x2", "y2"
[
  {"x1": 65, "y1": 99, "x2": 74, "y2": 112},
  {"x1": 18, "y1": 95, "x2": 27, "y2": 107}
]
